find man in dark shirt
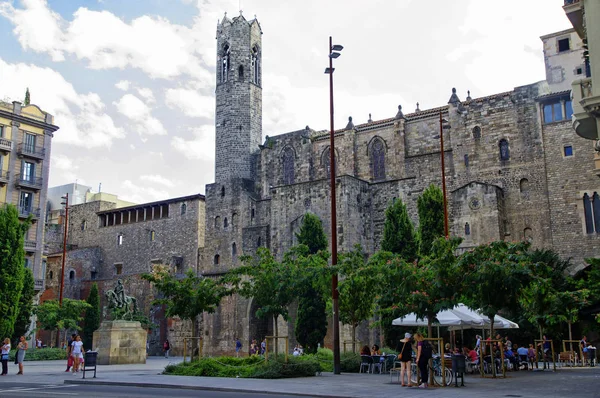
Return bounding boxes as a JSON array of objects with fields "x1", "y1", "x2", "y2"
[{"x1": 65, "y1": 334, "x2": 76, "y2": 372}]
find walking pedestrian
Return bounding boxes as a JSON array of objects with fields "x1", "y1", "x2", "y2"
[
  {"x1": 163, "y1": 340, "x2": 170, "y2": 358},
  {"x1": 71, "y1": 335, "x2": 84, "y2": 373},
  {"x1": 415, "y1": 332, "x2": 432, "y2": 389},
  {"x1": 235, "y1": 338, "x2": 242, "y2": 357},
  {"x1": 16, "y1": 336, "x2": 27, "y2": 375},
  {"x1": 1, "y1": 338, "x2": 10, "y2": 376},
  {"x1": 65, "y1": 333, "x2": 76, "y2": 372},
  {"x1": 398, "y1": 333, "x2": 413, "y2": 387}
]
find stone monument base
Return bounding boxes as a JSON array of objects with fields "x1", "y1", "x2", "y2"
[{"x1": 93, "y1": 320, "x2": 147, "y2": 365}]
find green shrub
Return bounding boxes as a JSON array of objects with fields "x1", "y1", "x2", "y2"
[
  {"x1": 8, "y1": 348, "x2": 66, "y2": 361},
  {"x1": 340, "y1": 352, "x2": 361, "y2": 373},
  {"x1": 163, "y1": 355, "x2": 321, "y2": 379}
]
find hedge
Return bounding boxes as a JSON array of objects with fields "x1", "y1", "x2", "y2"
[{"x1": 7, "y1": 348, "x2": 67, "y2": 361}]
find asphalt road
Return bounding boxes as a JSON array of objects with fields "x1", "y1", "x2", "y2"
[{"x1": 0, "y1": 382, "x2": 302, "y2": 398}]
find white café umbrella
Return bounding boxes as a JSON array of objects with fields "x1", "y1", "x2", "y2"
[{"x1": 448, "y1": 304, "x2": 519, "y2": 331}]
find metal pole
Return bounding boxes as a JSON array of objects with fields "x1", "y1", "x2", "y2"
[
  {"x1": 57, "y1": 193, "x2": 68, "y2": 348},
  {"x1": 439, "y1": 111, "x2": 449, "y2": 237},
  {"x1": 329, "y1": 35, "x2": 341, "y2": 375}
]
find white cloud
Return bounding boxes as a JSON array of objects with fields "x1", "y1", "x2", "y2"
[
  {"x1": 171, "y1": 125, "x2": 215, "y2": 160},
  {"x1": 0, "y1": 0, "x2": 214, "y2": 82},
  {"x1": 165, "y1": 87, "x2": 214, "y2": 119},
  {"x1": 0, "y1": 58, "x2": 125, "y2": 148},
  {"x1": 115, "y1": 80, "x2": 130, "y2": 91},
  {"x1": 50, "y1": 153, "x2": 79, "y2": 183},
  {"x1": 113, "y1": 94, "x2": 165, "y2": 136},
  {"x1": 140, "y1": 174, "x2": 176, "y2": 188},
  {"x1": 136, "y1": 87, "x2": 155, "y2": 104},
  {"x1": 120, "y1": 179, "x2": 171, "y2": 203}
]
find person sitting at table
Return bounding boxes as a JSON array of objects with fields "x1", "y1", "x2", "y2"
[
  {"x1": 444, "y1": 343, "x2": 451, "y2": 354},
  {"x1": 360, "y1": 345, "x2": 371, "y2": 356},
  {"x1": 517, "y1": 344, "x2": 529, "y2": 369},
  {"x1": 371, "y1": 344, "x2": 381, "y2": 355},
  {"x1": 504, "y1": 346, "x2": 517, "y2": 371}
]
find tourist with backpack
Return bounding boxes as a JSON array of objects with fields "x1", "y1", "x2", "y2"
[{"x1": 415, "y1": 333, "x2": 432, "y2": 389}]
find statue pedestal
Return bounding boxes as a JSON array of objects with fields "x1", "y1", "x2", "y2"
[{"x1": 93, "y1": 320, "x2": 147, "y2": 365}]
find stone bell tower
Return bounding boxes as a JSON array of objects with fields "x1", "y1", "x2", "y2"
[{"x1": 214, "y1": 12, "x2": 263, "y2": 183}]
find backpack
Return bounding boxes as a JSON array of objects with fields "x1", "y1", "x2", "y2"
[{"x1": 421, "y1": 340, "x2": 433, "y2": 359}]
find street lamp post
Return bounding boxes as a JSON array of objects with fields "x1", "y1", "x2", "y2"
[
  {"x1": 57, "y1": 193, "x2": 69, "y2": 347},
  {"x1": 439, "y1": 111, "x2": 449, "y2": 237},
  {"x1": 325, "y1": 36, "x2": 343, "y2": 375}
]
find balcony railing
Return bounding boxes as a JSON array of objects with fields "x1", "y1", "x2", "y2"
[
  {"x1": 17, "y1": 143, "x2": 45, "y2": 160},
  {"x1": 24, "y1": 240, "x2": 37, "y2": 252},
  {"x1": 15, "y1": 173, "x2": 43, "y2": 190},
  {"x1": 18, "y1": 207, "x2": 40, "y2": 219},
  {"x1": 0, "y1": 138, "x2": 11, "y2": 152},
  {"x1": 34, "y1": 279, "x2": 44, "y2": 291},
  {"x1": 0, "y1": 170, "x2": 8, "y2": 185}
]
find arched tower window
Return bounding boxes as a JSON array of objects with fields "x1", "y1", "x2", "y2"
[
  {"x1": 322, "y1": 147, "x2": 337, "y2": 177},
  {"x1": 499, "y1": 139, "x2": 510, "y2": 161},
  {"x1": 221, "y1": 186, "x2": 225, "y2": 197},
  {"x1": 69, "y1": 270, "x2": 75, "y2": 280},
  {"x1": 231, "y1": 213, "x2": 237, "y2": 227},
  {"x1": 214, "y1": 254, "x2": 220, "y2": 265},
  {"x1": 472, "y1": 126, "x2": 481, "y2": 139},
  {"x1": 257, "y1": 236, "x2": 261, "y2": 248},
  {"x1": 81, "y1": 220, "x2": 87, "y2": 231},
  {"x1": 282, "y1": 147, "x2": 295, "y2": 185},
  {"x1": 49, "y1": 271, "x2": 53, "y2": 279},
  {"x1": 232, "y1": 242, "x2": 237, "y2": 259},
  {"x1": 215, "y1": 216, "x2": 221, "y2": 229},
  {"x1": 371, "y1": 138, "x2": 386, "y2": 180},
  {"x1": 181, "y1": 203, "x2": 187, "y2": 215},
  {"x1": 224, "y1": 217, "x2": 228, "y2": 228},
  {"x1": 464, "y1": 154, "x2": 469, "y2": 168},
  {"x1": 524, "y1": 227, "x2": 533, "y2": 242},
  {"x1": 583, "y1": 193, "x2": 594, "y2": 234},
  {"x1": 221, "y1": 44, "x2": 230, "y2": 83},
  {"x1": 251, "y1": 45, "x2": 260, "y2": 85},
  {"x1": 465, "y1": 222, "x2": 471, "y2": 236},
  {"x1": 238, "y1": 65, "x2": 244, "y2": 80}
]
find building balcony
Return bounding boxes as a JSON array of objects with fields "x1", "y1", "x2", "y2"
[
  {"x1": 0, "y1": 138, "x2": 12, "y2": 153},
  {"x1": 15, "y1": 173, "x2": 43, "y2": 190},
  {"x1": 24, "y1": 240, "x2": 37, "y2": 252},
  {"x1": 18, "y1": 207, "x2": 40, "y2": 220},
  {"x1": 563, "y1": 0, "x2": 584, "y2": 38},
  {"x1": 17, "y1": 143, "x2": 45, "y2": 161},
  {"x1": 571, "y1": 77, "x2": 600, "y2": 140},
  {"x1": 34, "y1": 279, "x2": 44, "y2": 291},
  {"x1": 0, "y1": 170, "x2": 8, "y2": 186}
]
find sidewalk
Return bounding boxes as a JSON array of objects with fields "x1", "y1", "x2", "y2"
[{"x1": 2, "y1": 357, "x2": 599, "y2": 398}]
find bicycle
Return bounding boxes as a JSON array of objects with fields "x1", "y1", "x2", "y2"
[{"x1": 410, "y1": 356, "x2": 453, "y2": 387}]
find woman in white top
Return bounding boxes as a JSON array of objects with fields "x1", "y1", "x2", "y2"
[
  {"x1": 1, "y1": 338, "x2": 10, "y2": 376},
  {"x1": 71, "y1": 335, "x2": 84, "y2": 373}
]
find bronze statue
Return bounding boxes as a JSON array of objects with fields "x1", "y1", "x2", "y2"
[{"x1": 105, "y1": 279, "x2": 138, "y2": 319}]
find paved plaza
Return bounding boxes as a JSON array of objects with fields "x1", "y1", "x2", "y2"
[{"x1": 0, "y1": 357, "x2": 599, "y2": 397}]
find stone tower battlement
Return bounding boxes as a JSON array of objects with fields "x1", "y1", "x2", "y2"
[{"x1": 215, "y1": 12, "x2": 263, "y2": 183}]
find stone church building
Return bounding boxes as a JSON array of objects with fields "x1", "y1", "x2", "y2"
[{"x1": 200, "y1": 15, "x2": 600, "y2": 355}]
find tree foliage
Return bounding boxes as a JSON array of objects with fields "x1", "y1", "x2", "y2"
[
  {"x1": 381, "y1": 198, "x2": 417, "y2": 261},
  {"x1": 458, "y1": 240, "x2": 532, "y2": 338},
  {"x1": 83, "y1": 283, "x2": 101, "y2": 349},
  {"x1": 142, "y1": 267, "x2": 226, "y2": 338},
  {"x1": 417, "y1": 184, "x2": 445, "y2": 257},
  {"x1": 295, "y1": 213, "x2": 328, "y2": 254},
  {"x1": 338, "y1": 245, "x2": 377, "y2": 351},
  {"x1": 36, "y1": 298, "x2": 92, "y2": 345},
  {"x1": 0, "y1": 204, "x2": 30, "y2": 339},
  {"x1": 295, "y1": 284, "x2": 327, "y2": 354},
  {"x1": 24, "y1": 88, "x2": 30, "y2": 106},
  {"x1": 12, "y1": 267, "x2": 35, "y2": 340}
]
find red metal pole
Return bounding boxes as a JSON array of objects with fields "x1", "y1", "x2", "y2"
[
  {"x1": 439, "y1": 111, "x2": 449, "y2": 237},
  {"x1": 57, "y1": 193, "x2": 68, "y2": 348},
  {"x1": 329, "y1": 36, "x2": 341, "y2": 375}
]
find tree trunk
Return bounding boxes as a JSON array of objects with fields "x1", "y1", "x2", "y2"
[
  {"x1": 191, "y1": 316, "x2": 198, "y2": 361},
  {"x1": 273, "y1": 315, "x2": 279, "y2": 356},
  {"x1": 427, "y1": 317, "x2": 433, "y2": 340},
  {"x1": 568, "y1": 322, "x2": 573, "y2": 353},
  {"x1": 352, "y1": 324, "x2": 357, "y2": 353}
]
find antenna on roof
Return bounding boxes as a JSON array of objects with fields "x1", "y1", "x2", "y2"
[{"x1": 98, "y1": 182, "x2": 102, "y2": 193}]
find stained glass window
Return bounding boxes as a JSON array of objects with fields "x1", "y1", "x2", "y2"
[{"x1": 372, "y1": 139, "x2": 385, "y2": 180}]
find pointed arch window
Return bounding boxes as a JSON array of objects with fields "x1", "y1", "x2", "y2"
[
  {"x1": 371, "y1": 139, "x2": 386, "y2": 180},
  {"x1": 499, "y1": 139, "x2": 510, "y2": 161},
  {"x1": 593, "y1": 192, "x2": 600, "y2": 233},
  {"x1": 224, "y1": 217, "x2": 228, "y2": 228},
  {"x1": 181, "y1": 203, "x2": 187, "y2": 215},
  {"x1": 282, "y1": 147, "x2": 295, "y2": 185},
  {"x1": 238, "y1": 65, "x2": 244, "y2": 80},
  {"x1": 322, "y1": 147, "x2": 337, "y2": 177},
  {"x1": 232, "y1": 242, "x2": 237, "y2": 260},
  {"x1": 472, "y1": 126, "x2": 481, "y2": 139},
  {"x1": 214, "y1": 254, "x2": 220, "y2": 265},
  {"x1": 465, "y1": 222, "x2": 471, "y2": 236},
  {"x1": 221, "y1": 44, "x2": 230, "y2": 83},
  {"x1": 257, "y1": 236, "x2": 262, "y2": 248},
  {"x1": 464, "y1": 154, "x2": 469, "y2": 168}
]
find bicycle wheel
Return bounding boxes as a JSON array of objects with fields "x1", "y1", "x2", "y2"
[
  {"x1": 410, "y1": 363, "x2": 418, "y2": 384},
  {"x1": 432, "y1": 365, "x2": 453, "y2": 386}
]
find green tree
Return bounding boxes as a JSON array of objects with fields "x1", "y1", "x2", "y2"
[
  {"x1": 24, "y1": 88, "x2": 30, "y2": 105},
  {"x1": 458, "y1": 241, "x2": 532, "y2": 340},
  {"x1": 338, "y1": 245, "x2": 377, "y2": 352},
  {"x1": 82, "y1": 283, "x2": 101, "y2": 350},
  {"x1": 381, "y1": 198, "x2": 417, "y2": 261},
  {"x1": 0, "y1": 204, "x2": 30, "y2": 339},
  {"x1": 417, "y1": 184, "x2": 445, "y2": 257},
  {"x1": 295, "y1": 213, "x2": 328, "y2": 254},
  {"x1": 36, "y1": 298, "x2": 92, "y2": 345},
  {"x1": 12, "y1": 267, "x2": 35, "y2": 340},
  {"x1": 294, "y1": 214, "x2": 329, "y2": 354},
  {"x1": 142, "y1": 267, "x2": 226, "y2": 352}
]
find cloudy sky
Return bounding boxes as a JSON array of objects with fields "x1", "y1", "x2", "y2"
[{"x1": 0, "y1": 0, "x2": 572, "y2": 204}]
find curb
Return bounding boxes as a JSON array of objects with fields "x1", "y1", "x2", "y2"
[{"x1": 63, "y1": 379, "x2": 349, "y2": 398}]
